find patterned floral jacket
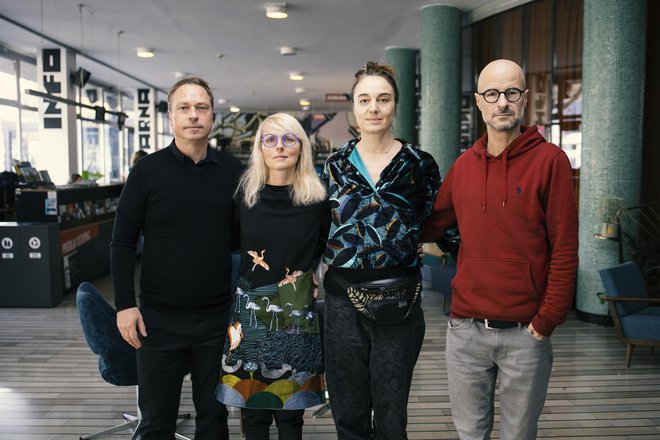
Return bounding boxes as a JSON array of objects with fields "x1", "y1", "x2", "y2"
[{"x1": 321, "y1": 139, "x2": 440, "y2": 269}]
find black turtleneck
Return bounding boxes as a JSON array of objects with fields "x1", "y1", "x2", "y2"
[{"x1": 111, "y1": 141, "x2": 243, "y2": 313}]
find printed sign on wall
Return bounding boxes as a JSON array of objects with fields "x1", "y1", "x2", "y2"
[{"x1": 135, "y1": 88, "x2": 158, "y2": 150}]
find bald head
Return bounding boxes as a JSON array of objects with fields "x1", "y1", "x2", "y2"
[
  {"x1": 475, "y1": 59, "x2": 528, "y2": 135},
  {"x1": 477, "y1": 59, "x2": 526, "y2": 92}
]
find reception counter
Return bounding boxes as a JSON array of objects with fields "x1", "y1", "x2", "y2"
[{"x1": 0, "y1": 184, "x2": 122, "y2": 307}]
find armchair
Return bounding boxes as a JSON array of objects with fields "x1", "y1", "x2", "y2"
[
  {"x1": 76, "y1": 282, "x2": 191, "y2": 439},
  {"x1": 598, "y1": 262, "x2": 660, "y2": 367}
]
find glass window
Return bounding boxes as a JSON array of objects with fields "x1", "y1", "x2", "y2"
[{"x1": 0, "y1": 57, "x2": 17, "y2": 101}]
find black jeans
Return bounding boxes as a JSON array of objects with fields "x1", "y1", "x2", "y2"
[
  {"x1": 135, "y1": 307, "x2": 229, "y2": 440},
  {"x1": 323, "y1": 278, "x2": 425, "y2": 440},
  {"x1": 243, "y1": 408, "x2": 305, "y2": 440}
]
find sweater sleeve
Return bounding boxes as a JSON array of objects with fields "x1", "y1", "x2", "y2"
[
  {"x1": 423, "y1": 166, "x2": 458, "y2": 242},
  {"x1": 110, "y1": 166, "x2": 146, "y2": 311},
  {"x1": 531, "y1": 151, "x2": 579, "y2": 336}
]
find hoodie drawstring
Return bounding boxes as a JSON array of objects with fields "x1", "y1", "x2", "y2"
[
  {"x1": 481, "y1": 149, "x2": 487, "y2": 212},
  {"x1": 481, "y1": 147, "x2": 509, "y2": 212},
  {"x1": 501, "y1": 148, "x2": 508, "y2": 208}
]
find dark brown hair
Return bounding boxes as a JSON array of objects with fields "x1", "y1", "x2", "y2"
[
  {"x1": 167, "y1": 77, "x2": 214, "y2": 110},
  {"x1": 350, "y1": 61, "x2": 399, "y2": 104}
]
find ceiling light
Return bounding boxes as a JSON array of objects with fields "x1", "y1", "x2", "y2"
[
  {"x1": 217, "y1": 98, "x2": 227, "y2": 105},
  {"x1": 266, "y1": 3, "x2": 288, "y2": 19},
  {"x1": 136, "y1": 48, "x2": 155, "y2": 58},
  {"x1": 280, "y1": 46, "x2": 296, "y2": 56},
  {"x1": 299, "y1": 99, "x2": 311, "y2": 106},
  {"x1": 230, "y1": 106, "x2": 241, "y2": 113},
  {"x1": 295, "y1": 87, "x2": 306, "y2": 94},
  {"x1": 301, "y1": 105, "x2": 310, "y2": 111},
  {"x1": 174, "y1": 71, "x2": 188, "y2": 79},
  {"x1": 289, "y1": 72, "x2": 304, "y2": 81}
]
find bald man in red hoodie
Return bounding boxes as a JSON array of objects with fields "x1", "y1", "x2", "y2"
[{"x1": 424, "y1": 59, "x2": 578, "y2": 440}]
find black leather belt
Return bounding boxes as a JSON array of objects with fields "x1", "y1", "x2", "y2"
[{"x1": 474, "y1": 318, "x2": 527, "y2": 329}]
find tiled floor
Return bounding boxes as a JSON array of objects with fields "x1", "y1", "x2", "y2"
[{"x1": 1, "y1": 272, "x2": 659, "y2": 439}]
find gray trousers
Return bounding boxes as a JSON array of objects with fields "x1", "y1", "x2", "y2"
[
  {"x1": 446, "y1": 318, "x2": 553, "y2": 440},
  {"x1": 323, "y1": 291, "x2": 425, "y2": 440}
]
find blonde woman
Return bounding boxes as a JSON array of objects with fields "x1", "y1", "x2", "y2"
[{"x1": 216, "y1": 113, "x2": 328, "y2": 440}]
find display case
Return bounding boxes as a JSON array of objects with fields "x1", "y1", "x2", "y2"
[{"x1": 13, "y1": 184, "x2": 123, "y2": 299}]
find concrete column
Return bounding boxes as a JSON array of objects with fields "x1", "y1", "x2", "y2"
[
  {"x1": 576, "y1": 0, "x2": 647, "y2": 321},
  {"x1": 420, "y1": 4, "x2": 463, "y2": 177},
  {"x1": 385, "y1": 47, "x2": 418, "y2": 145}
]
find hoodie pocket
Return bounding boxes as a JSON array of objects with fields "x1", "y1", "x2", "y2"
[{"x1": 452, "y1": 258, "x2": 538, "y2": 310}]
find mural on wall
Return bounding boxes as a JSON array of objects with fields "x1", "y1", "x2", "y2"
[{"x1": 210, "y1": 112, "x2": 338, "y2": 165}]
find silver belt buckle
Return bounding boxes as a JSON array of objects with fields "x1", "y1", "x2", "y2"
[{"x1": 484, "y1": 319, "x2": 494, "y2": 329}]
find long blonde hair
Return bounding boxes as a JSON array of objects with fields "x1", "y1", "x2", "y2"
[{"x1": 238, "y1": 113, "x2": 326, "y2": 208}]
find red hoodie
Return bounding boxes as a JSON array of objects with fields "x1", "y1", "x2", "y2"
[{"x1": 424, "y1": 126, "x2": 578, "y2": 336}]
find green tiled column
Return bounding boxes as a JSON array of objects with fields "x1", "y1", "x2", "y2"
[
  {"x1": 420, "y1": 4, "x2": 462, "y2": 177},
  {"x1": 385, "y1": 47, "x2": 418, "y2": 145},
  {"x1": 577, "y1": 0, "x2": 647, "y2": 320}
]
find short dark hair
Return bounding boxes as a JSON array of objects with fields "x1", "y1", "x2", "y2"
[
  {"x1": 167, "y1": 77, "x2": 214, "y2": 110},
  {"x1": 350, "y1": 61, "x2": 399, "y2": 104}
]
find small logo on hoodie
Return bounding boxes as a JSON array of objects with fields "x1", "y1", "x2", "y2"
[{"x1": 515, "y1": 185, "x2": 522, "y2": 195}]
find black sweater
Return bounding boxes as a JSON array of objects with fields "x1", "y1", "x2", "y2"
[{"x1": 111, "y1": 142, "x2": 243, "y2": 312}]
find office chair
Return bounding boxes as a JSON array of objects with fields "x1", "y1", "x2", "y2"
[{"x1": 76, "y1": 282, "x2": 191, "y2": 439}]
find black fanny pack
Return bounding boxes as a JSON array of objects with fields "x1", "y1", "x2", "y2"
[{"x1": 330, "y1": 272, "x2": 422, "y2": 325}]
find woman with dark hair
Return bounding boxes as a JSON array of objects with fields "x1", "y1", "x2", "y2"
[{"x1": 321, "y1": 61, "x2": 440, "y2": 439}]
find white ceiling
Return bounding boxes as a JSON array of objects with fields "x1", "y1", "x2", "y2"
[{"x1": 0, "y1": 0, "x2": 493, "y2": 112}]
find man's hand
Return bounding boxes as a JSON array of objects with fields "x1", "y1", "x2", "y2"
[
  {"x1": 417, "y1": 243, "x2": 425, "y2": 260},
  {"x1": 117, "y1": 307, "x2": 147, "y2": 349},
  {"x1": 527, "y1": 323, "x2": 546, "y2": 340}
]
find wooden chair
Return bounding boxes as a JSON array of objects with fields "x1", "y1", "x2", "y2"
[{"x1": 599, "y1": 262, "x2": 660, "y2": 367}]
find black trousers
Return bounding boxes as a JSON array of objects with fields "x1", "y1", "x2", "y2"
[
  {"x1": 243, "y1": 408, "x2": 305, "y2": 440},
  {"x1": 323, "y1": 280, "x2": 425, "y2": 440},
  {"x1": 135, "y1": 306, "x2": 229, "y2": 440}
]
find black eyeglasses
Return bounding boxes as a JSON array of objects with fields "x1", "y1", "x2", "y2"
[
  {"x1": 261, "y1": 133, "x2": 299, "y2": 149},
  {"x1": 477, "y1": 88, "x2": 525, "y2": 103}
]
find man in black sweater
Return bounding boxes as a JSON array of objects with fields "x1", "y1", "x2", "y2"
[{"x1": 111, "y1": 77, "x2": 242, "y2": 440}]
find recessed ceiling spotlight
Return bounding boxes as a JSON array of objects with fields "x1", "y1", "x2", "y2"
[
  {"x1": 174, "y1": 71, "x2": 188, "y2": 79},
  {"x1": 230, "y1": 105, "x2": 241, "y2": 113},
  {"x1": 299, "y1": 99, "x2": 311, "y2": 106},
  {"x1": 289, "y1": 72, "x2": 304, "y2": 81},
  {"x1": 216, "y1": 53, "x2": 224, "y2": 59},
  {"x1": 136, "y1": 48, "x2": 155, "y2": 58},
  {"x1": 295, "y1": 87, "x2": 306, "y2": 94},
  {"x1": 301, "y1": 105, "x2": 310, "y2": 111},
  {"x1": 280, "y1": 46, "x2": 296, "y2": 56},
  {"x1": 217, "y1": 98, "x2": 227, "y2": 105},
  {"x1": 266, "y1": 3, "x2": 288, "y2": 19}
]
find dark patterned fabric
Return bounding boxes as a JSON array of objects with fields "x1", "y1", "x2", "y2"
[
  {"x1": 321, "y1": 139, "x2": 440, "y2": 269},
  {"x1": 216, "y1": 185, "x2": 328, "y2": 410}
]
